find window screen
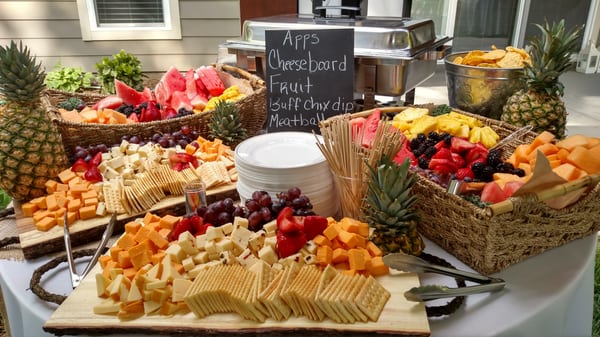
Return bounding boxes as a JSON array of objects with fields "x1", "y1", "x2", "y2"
[{"x1": 94, "y1": 0, "x2": 165, "y2": 25}]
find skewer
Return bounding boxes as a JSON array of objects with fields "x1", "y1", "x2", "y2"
[{"x1": 486, "y1": 173, "x2": 600, "y2": 216}]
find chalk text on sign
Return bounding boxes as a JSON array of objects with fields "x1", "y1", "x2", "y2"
[
  {"x1": 269, "y1": 74, "x2": 313, "y2": 95},
  {"x1": 269, "y1": 112, "x2": 326, "y2": 128}
]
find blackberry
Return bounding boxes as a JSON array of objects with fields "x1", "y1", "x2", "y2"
[
  {"x1": 511, "y1": 168, "x2": 526, "y2": 177},
  {"x1": 425, "y1": 138, "x2": 438, "y2": 148},
  {"x1": 428, "y1": 131, "x2": 440, "y2": 142},
  {"x1": 480, "y1": 165, "x2": 495, "y2": 181},
  {"x1": 409, "y1": 138, "x2": 422, "y2": 151},
  {"x1": 116, "y1": 104, "x2": 135, "y2": 117},
  {"x1": 416, "y1": 133, "x2": 427, "y2": 143},
  {"x1": 471, "y1": 162, "x2": 486, "y2": 175},
  {"x1": 424, "y1": 146, "x2": 438, "y2": 158},
  {"x1": 486, "y1": 149, "x2": 503, "y2": 168},
  {"x1": 417, "y1": 156, "x2": 430, "y2": 169},
  {"x1": 441, "y1": 132, "x2": 453, "y2": 145},
  {"x1": 413, "y1": 143, "x2": 428, "y2": 157},
  {"x1": 496, "y1": 162, "x2": 515, "y2": 173}
]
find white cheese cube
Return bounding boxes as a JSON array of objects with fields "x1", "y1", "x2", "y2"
[
  {"x1": 248, "y1": 230, "x2": 266, "y2": 252},
  {"x1": 257, "y1": 245, "x2": 278, "y2": 265},
  {"x1": 233, "y1": 216, "x2": 249, "y2": 229},
  {"x1": 262, "y1": 220, "x2": 277, "y2": 236},
  {"x1": 181, "y1": 256, "x2": 195, "y2": 271},
  {"x1": 195, "y1": 234, "x2": 207, "y2": 251},
  {"x1": 230, "y1": 226, "x2": 253, "y2": 251},
  {"x1": 165, "y1": 244, "x2": 186, "y2": 262},
  {"x1": 236, "y1": 248, "x2": 259, "y2": 268},
  {"x1": 192, "y1": 251, "x2": 209, "y2": 264},
  {"x1": 205, "y1": 226, "x2": 224, "y2": 242},
  {"x1": 215, "y1": 238, "x2": 234, "y2": 252},
  {"x1": 172, "y1": 279, "x2": 193, "y2": 302},
  {"x1": 220, "y1": 222, "x2": 234, "y2": 235},
  {"x1": 204, "y1": 240, "x2": 218, "y2": 254},
  {"x1": 263, "y1": 236, "x2": 277, "y2": 250}
]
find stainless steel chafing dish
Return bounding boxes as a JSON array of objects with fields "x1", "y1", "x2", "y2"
[{"x1": 222, "y1": 14, "x2": 451, "y2": 107}]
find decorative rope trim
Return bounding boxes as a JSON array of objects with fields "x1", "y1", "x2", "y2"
[
  {"x1": 30, "y1": 249, "x2": 98, "y2": 305},
  {"x1": 418, "y1": 251, "x2": 466, "y2": 317}
]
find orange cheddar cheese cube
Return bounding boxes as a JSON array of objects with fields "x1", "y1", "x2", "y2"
[
  {"x1": 57, "y1": 168, "x2": 77, "y2": 183},
  {"x1": 367, "y1": 256, "x2": 390, "y2": 276},
  {"x1": 21, "y1": 202, "x2": 39, "y2": 217},
  {"x1": 67, "y1": 198, "x2": 82, "y2": 212},
  {"x1": 159, "y1": 214, "x2": 180, "y2": 230},
  {"x1": 322, "y1": 223, "x2": 340, "y2": 241},
  {"x1": 79, "y1": 204, "x2": 97, "y2": 220},
  {"x1": 45, "y1": 194, "x2": 59, "y2": 211},
  {"x1": 45, "y1": 179, "x2": 58, "y2": 194},
  {"x1": 143, "y1": 212, "x2": 162, "y2": 226},
  {"x1": 316, "y1": 245, "x2": 333, "y2": 266},
  {"x1": 35, "y1": 216, "x2": 57, "y2": 231},
  {"x1": 124, "y1": 221, "x2": 142, "y2": 234}
]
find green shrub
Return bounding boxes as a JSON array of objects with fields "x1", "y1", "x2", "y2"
[
  {"x1": 44, "y1": 61, "x2": 96, "y2": 92},
  {"x1": 95, "y1": 50, "x2": 144, "y2": 94}
]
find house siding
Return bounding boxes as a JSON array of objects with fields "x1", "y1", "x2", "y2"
[{"x1": 0, "y1": 0, "x2": 241, "y2": 73}]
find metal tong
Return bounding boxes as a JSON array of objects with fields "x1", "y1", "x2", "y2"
[
  {"x1": 63, "y1": 211, "x2": 116, "y2": 288},
  {"x1": 382, "y1": 253, "x2": 506, "y2": 302}
]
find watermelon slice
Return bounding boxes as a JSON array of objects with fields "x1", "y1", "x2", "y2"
[
  {"x1": 190, "y1": 95, "x2": 208, "y2": 110},
  {"x1": 92, "y1": 95, "x2": 124, "y2": 111},
  {"x1": 196, "y1": 66, "x2": 225, "y2": 97},
  {"x1": 114, "y1": 79, "x2": 146, "y2": 106},
  {"x1": 170, "y1": 91, "x2": 193, "y2": 112},
  {"x1": 480, "y1": 181, "x2": 507, "y2": 204},
  {"x1": 185, "y1": 68, "x2": 197, "y2": 100},
  {"x1": 154, "y1": 66, "x2": 186, "y2": 107},
  {"x1": 195, "y1": 75, "x2": 209, "y2": 98},
  {"x1": 361, "y1": 109, "x2": 381, "y2": 148}
]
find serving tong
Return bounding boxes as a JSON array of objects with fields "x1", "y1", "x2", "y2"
[
  {"x1": 382, "y1": 253, "x2": 506, "y2": 302},
  {"x1": 63, "y1": 211, "x2": 116, "y2": 288}
]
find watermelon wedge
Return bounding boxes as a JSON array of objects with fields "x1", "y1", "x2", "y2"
[
  {"x1": 170, "y1": 91, "x2": 193, "y2": 112},
  {"x1": 361, "y1": 109, "x2": 381, "y2": 148},
  {"x1": 92, "y1": 95, "x2": 124, "y2": 111},
  {"x1": 185, "y1": 68, "x2": 197, "y2": 100},
  {"x1": 154, "y1": 66, "x2": 186, "y2": 107},
  {"x1": 196, "y1": 66, "x2": 225, "y2": 97},
  {"x1": 114, "y1": 79, "x2": 146, "y2": 106}
]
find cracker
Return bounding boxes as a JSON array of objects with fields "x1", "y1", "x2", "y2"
[{"x1": 355, "y1": 275, "x2": 391, "y2": 322}]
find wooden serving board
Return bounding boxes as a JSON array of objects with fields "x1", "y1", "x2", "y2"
[
  {"x1": 44, "y1": 264, "x2": 430, "y2": 336},
  {"x1": 16, "y1": 183, "x2": 239, "y2": 260}
]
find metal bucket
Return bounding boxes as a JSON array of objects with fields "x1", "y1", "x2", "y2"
[{"x1": 444, "y1": 51, "x2": 526, "y2": 120}]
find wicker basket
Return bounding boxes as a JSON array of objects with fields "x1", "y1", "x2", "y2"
[
  {"x1": 323, "y1": 106, "x2": 600, "y2": 275},
  {"x1": 42, "y1": 64, "x2": 266, "y2": 159}
]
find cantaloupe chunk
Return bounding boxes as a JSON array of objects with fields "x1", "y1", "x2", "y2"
[
  {"x1": 527, "y1": 143, "x2": 559, "y2": 161},
  {"x1": 512, "y1": 144, "x2": 530, "y2": 167},
  {"x1": 492, "y1": 172, "x2": 524, "y2": 189},
  {"x1": 565, "y1": 146, "x2": 600, "y2": 174},
  {"x1": 556, "y1": 134, "x2": 590, "y2": 151},
  {"x1": 556, "y1": 148, "x2": 570, "y2": 161},
  {"x1": 586, "y1": 137, "x2": 600, "y2": 149},
  {"x1": 79, "y1": 107, "x2": 99, "y2": 123},
  {"x1": 60, "y1": 108, "x2": 84, "y2": 122},
  {"x1": 528, "y1": 130, "x2": 556, "y2": 153},
  {"x1": 552, "y1": 163, "x2": 584, "y2": 181}
]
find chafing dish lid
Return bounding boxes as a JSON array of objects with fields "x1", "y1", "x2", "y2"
[{"x1": 228, "y1": 14, "x2": 438, "y2": 58}]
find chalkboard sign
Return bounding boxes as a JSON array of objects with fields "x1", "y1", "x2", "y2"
[{"x1": 265, "y1": 29, "x2": 355, "y2": 133}]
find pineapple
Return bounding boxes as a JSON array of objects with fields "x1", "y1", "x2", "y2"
[
  {"x1": 501, "y1": 20, "x2": 583, "y2": 138},
  {"x1": 0, "y1": 41, "x2": 68, "y2": 201},
  {"x1": 208, "y1": 100, "x2": 247, "y2": 147},
  {"x1": 362, "y1": 155, "x2": 424, "y2": 256}
]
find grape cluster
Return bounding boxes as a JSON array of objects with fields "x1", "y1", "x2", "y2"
[
  {"x1": 191, "y1": 187, "x2": 315, "y2": 232},
  {"x1": 71, "y1": 143, "x2": 109, "y2": 164}
]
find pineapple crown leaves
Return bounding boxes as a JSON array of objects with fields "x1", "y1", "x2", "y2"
[
  {"x1": 362, "y1": 156, "x2": 420, "y2": 227},
  {"x1": 0, "y1": 40, "x2": 46, "y2": 102},
  {"x1": 524, "y1": 19, "x2": 583, "y2": 97},
  {"x1": 208, "y1": 99, "x2": 248, "y2": 144}
]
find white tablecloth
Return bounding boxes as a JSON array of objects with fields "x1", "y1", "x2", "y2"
[{"x1": 0, "y1": 235, "x2": 596, "y2": 337}]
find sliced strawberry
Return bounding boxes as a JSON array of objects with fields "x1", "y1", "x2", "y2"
[
  {"x1": 434, "y1": 140, "x2": 449, "y2": 151},
  {"x1": 302, "y1": 215, "x2": 328, "y2": 240},
  {"x1": 432, "y1": 148, "x2": 453, "y2": 160},
  {"x1": 169, "y1": 218, "x2": 191, "y2": 241},
  {"x1": 71, "y1": 158, "x2": 89, "y2": 173},
  {"x1": 450, "y1": 137, "x2": 476, "y2": 153},
  {"x1": 277, "y1": 206, "x2": 303, "y2": 234},
  {"x1": 429, "y1": 158, "x2": 458, "y2": 174},
  {"x1": 89, "y1": 151, "x2": 103, "y2": 167},
  {"x1": 188, "y1": 214, "x2": 204, "y2": 235},
  {"x1": 276, "y1": 230, "x2": 307, "y2": 258},
  {"x1": 455, "y1": 167, "x2": 475, "y2": 180},
  {"x1": 451, "y1": 152, "x2": 466, "y2": 168},
  {"x1": 465, "y1": 144, "x2": 489, "y2": 164},
  {"x1": 84, "y1": 165, "x2": 103, "y2": 183}
]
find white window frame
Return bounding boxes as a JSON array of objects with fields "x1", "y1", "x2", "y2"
[{"x1": 76, "y1": 0, "x2": 182, "y2": 41}]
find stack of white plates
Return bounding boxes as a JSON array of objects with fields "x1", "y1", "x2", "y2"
[{"x1": 234, "y1": 131, "x2": 339, "y2": 217}]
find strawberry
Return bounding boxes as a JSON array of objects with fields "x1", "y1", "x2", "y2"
[
  {"x1": 451, "y1": 152, "x2": 466, "y2": 168},
  {"x1": 71, "y1": 158, "x2": 89, "y2": 173},
  {"x1": 84, "y1": 165, "x2": 103, "y2": 183},
  {"x1": 276, "y1": 230, "x2": 307, "y2": 258},
  {"x1": 277, "y1": 206, "x2": 303, "y2": 234},
  {"x1": 302, "y1": 215, "x2": 328, "y2": 240},
  {"x1": 450, "y1": 137, "x2": 476, "y2": 153},
  {"x1": 465, "y1": 144, "x2": 489, "y2": 164},
  {"x1": 432, "y1": 147, "x2": 453, "y2": 160},
  {"x1": 429, "y1": 158, "x2": 458, "y2": 174},
  {"x1": 455, "y1": 167, "x2": 475, "y2": 180},
  {"x1": 89, "y1": 151, "x2": 103, "y2": 167},
  {"x1": 434, "y1": 140, "x2": 449, "y2": 151},
  {"x1": 169, "y1": 218, "x2": 191, "y2": 241}
]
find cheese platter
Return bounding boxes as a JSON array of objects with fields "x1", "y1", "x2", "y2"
[{"x1": 16, "y1": 183, "x2": 239, "y2": 259}]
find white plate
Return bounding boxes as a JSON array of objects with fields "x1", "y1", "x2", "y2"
[{"x1": 235, "y1": 132, "x2": 325, "y2": 169}]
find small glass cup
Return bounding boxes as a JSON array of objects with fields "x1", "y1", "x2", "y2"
[{"x1": 183, "y1": 180, "x2": 207, "y2": 214}]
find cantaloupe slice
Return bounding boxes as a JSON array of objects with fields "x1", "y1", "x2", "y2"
[
  {"x1": 556, "y1": 134, "x2": 590, "y2": 151},
  {"x1": 586, "y1": 137, "x2": 600, "y2": 149},
  {"x1": 492, "y1": 172, "x2": 525, "y2": 189},
  {"x1": 556, "y1": 148, "x2": 570, "y2": 161},
  {"x1": 60, "y1": 109, "x2": 83, "y2": 122},
  {"x1": 80, "y1": 108, "x2": 99, "y2": 123},
  {"x1": 527, "y1": 143, "x2": 559, "y2": 161},
  {"x1": 527, "y1": 130, "x2": 556, "y2": 153},
  {"x1": 511, "y1": 144, "x2": 530, "y2": 167},
  {"x1": 565, "y1": 146, "x2": 600, "y2": 174},
  {"x1": 552, "y1": 163, "x2": 584, "y2": 181}
]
